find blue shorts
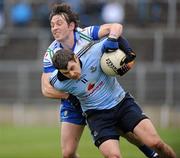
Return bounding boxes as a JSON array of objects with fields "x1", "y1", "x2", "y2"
[
  {"x1": 60, "y1": 100, "x2": 86, "y2": 125},
  {"x1": 85, "y1": 93, "x2": 148, "y2": 147}
]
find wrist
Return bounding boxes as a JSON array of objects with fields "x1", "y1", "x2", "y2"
[
  {"x1": 107, "y1": 37, "x2": 118, "y2": 42},
  {"x1": 108, "y1": 34, "x2": 119, "y2": 39}
]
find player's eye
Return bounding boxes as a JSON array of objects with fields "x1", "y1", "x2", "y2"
[
  {"x1": 57, "y1": 22, "x2": 62, "y2": 26},
  {"x1": 57, "y1": 20, "x2": 63, "y2": 26},
  {"x1": 69, "y1": 65, "x2": 76, "y2": 71}
]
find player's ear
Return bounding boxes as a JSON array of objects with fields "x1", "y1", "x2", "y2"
[{"x1": 69, "y1": 22, "x2": 75, "y2": 31}]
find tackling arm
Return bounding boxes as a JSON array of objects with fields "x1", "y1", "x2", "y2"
[
  {"x1": 41, "y1": 72, "x2": 68, "y2": 99},
  {"x1": 98, "y1": 23, "x2": 123, "y2": 39},
  {"x1": 98, "y1": 23, "x2": 123, "y2": 53}
]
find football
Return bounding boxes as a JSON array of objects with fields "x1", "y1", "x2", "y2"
[{"x1": 100, "y1": 49, "x2": 126, "y2": 76}]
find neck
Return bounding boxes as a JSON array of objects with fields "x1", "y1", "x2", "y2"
[{"x1": 61, "y1": 31, "x2": 75, "y2": 50}]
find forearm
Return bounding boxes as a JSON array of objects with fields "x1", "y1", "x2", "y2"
[
  {"x1": 41, "y1": 73, "x2": 68, "y2": 99},
  {"x1": 108, "y1": 23, "x2": 123, "y2": 39},
  {"x1": 98, "y1": 23, "x2": 123, "y2": 39},
  {"x1": 42, "y1": 83, "x2": 68, "y2": 99},
  {"x1": 118, "y1": 36, "x2": 134, "y2": 54}
]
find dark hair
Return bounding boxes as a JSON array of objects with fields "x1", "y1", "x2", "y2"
[
  {"x1": 49, "y1": 3, "x2": 80, "y2": 28},
  {"x1": 52, "y1": 49, "x2": 75, "y2": 70}
]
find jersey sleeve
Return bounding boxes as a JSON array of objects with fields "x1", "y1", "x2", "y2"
[
  {"x1": 49, "y1": 69, "x2": 59, "y2": 89},
  {"x1": 79, "y1": 26, "x2": 100, "y2": 40},
  {"x1": 43, "y1": 48, "x2": 56, "y2": 73}
]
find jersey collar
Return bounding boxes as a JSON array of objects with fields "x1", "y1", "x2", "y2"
[{"x1": 58, "y1": 31, "x2": 77, "y2": 51}]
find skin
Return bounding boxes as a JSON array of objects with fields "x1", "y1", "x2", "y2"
[
  {"x1": 41, "y1": 14, "x2": 123, "y2": 158},
  {"x1": 42, "y1": 13, "x2": 169, "y2": 158},
  {"x1": 42, "y1": 15, "x2": 123, "y2": 98},
  {"x1": 59, "y1": 56, "x2": 81, "y2": 80},
  {"x1": 59, "y1": 58, "x2": 176, "y2": 158}
]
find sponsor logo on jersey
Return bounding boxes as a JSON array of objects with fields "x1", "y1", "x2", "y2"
[
  {"x1": 85, "y1": 81, "x2": 104, "y2": 97},
  {"x1": 44, "y1": 52, "x2": 48, "y2": 57},
  {"x1": 87, "y1": 83, "x2": 95, "y2": 91}
]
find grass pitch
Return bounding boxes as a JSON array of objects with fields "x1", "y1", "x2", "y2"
[{"x1": 0, "y1": 125, "x2": 179, "y2": 158}]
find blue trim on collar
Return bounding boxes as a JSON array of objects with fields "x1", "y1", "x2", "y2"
[
  {"x1": 59, "y1": 42, "x2": 63, "y2": 48},
  {"x1": 92, "y1": 26, "x2": 100, "y2": 40}
]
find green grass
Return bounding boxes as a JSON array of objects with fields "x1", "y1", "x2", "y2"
[{"x1": 0, "y1": 125, "x2": 179, "y2": 158}]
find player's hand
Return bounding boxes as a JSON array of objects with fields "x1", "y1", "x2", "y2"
[
  {"x1": 117, "y1": 52, "x2": 136, "y2": 76},
  {"x1": 117, "y1": 61, "x2": 135, "y2": 76},
  {"x1": 122, "y1": 52, "x2": 136, "y2": 64},
  {"x1": 102, "y1": 38, "x2": 119, "y2": 53},
  {"x1": 67, "y1": 93, "x2": 81, "y2": 109}
]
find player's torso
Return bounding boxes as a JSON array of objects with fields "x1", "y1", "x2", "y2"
[
  {"x1": 54, "y1": 40, "x2": 125, "y2": 111},
  {"x1": 44, "y1": 35, "x2": 92, "y2": 63},
  {"x1": 43, "y1": 27, "x2": 96, "y2": 72}
]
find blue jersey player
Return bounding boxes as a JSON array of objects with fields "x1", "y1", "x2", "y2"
[
  {"x1": 41, "y1": 3, "x2": 124, "y2": 158},
  {"x1": 49, "y1": 39, "x2": 176, "y2": 158},
  {"x1": 42, "y1": 3, "x2": 159, "y2": 158}
]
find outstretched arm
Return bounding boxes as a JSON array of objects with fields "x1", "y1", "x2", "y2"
[
  {"x1": 98, "y1": 23, "x2": 123, "y2": 39},
  {"x1": 99, "y1": 23, "x2": 124, "y2": 53},
  {"x1": 41, "y1": 72, "x2": 81, "y2": 108},
  {"x1": 41, "y1": 72, "x2": 68, "y2": 99}
]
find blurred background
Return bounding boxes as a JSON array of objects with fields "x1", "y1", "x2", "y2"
[
  {"x1": 0, "y1": 0, "x2": 180, "y2": 157},
  {"x1": 0, "y1": 0, "x2": 180, "y2": 151},
  {"x1": 0, "y1": 0, "x2": 179, "y2": 127}
]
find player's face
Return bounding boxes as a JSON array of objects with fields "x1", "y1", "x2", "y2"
[
  {"x1": 50, "y1": 15, "x2": 74, "y2": 42},
  {"x1": 60, "y1": 58, "x2": 81, "y2": 80}
]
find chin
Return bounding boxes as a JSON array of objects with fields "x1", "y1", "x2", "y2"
[
  {"x1": 72, "y1": 76, "x2": 80, "y2": 80},
  {"x1": 55, "y1": 37, "x2": 62, "y2": 41},
  {"x1": 72, "y1": 74, "x2": 81, "y2": 80}
]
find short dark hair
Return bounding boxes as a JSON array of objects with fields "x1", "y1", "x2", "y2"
[
  {"x1": 49, "y1": 3, "x2": 80, "y2": 28},
  {"x1": 52, "y1": 49, "x2": 75, "y2": 70}
]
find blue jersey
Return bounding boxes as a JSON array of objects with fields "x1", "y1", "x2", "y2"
[
  {"x1": 43, "y1": 26, "x2": 100, "y2": 73},
  {"x1": 42, "y1": 26, "x2": 100, "y2": 124},
  {"x1": 50, "y1": 39, "x2": 126, "y2": 112}
]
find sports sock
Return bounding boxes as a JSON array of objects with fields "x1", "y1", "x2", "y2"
[{"x1": 139, "y1": 145, "x2": 159, "y2": 158}]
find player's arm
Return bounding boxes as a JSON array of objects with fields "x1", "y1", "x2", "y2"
[
  {"x1": 116, "y1": 36, "x2": 136, "y2": 76},
  {"x1": 41, "y1": 47, "x2": 68, "y2": 99},
  {"x1": 99, "y1": 23, "x2": 123, "y2": 53},
  {"x1": 98, "y1": 23, "x2": 123, "y2": 39},
  {"x1": 47, "y1": 70, "x2": 81, "y2": 108},
  {"x1": 41, "y1": 72, "x2": 68, "y2": 99},
  {"x1": 97, "y1": 24, "x2": 136, "y2": 76},
  {"x1": 42, "y1": 72, "x2": 81, "y2": 108}
]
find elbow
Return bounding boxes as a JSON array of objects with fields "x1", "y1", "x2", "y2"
[
  {"x1": 113, "y1": 23, "x2": 123, "y2": 29},
  {"x1": 41, "y1": 86, "x2": 49, "y2": 97},
  {"x1": 41, "y1": 84, "x2": 52, "y2": 97}
]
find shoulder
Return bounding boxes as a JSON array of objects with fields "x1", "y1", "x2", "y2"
[
  {"x1": 76, "y1": 26, "x2": 100, "y2": 41},
  {"x1": 44, "y1": 40, "x2": 61, "y2": 59},
  {"x1": 48, "y1": 40, "x2": 61, "y2": 52}
]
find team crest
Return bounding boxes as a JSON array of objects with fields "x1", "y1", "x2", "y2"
[
  {"x1": 63, "y1": 110, "x2": 68, "y2": 117},
  {"x1": 90, "y1": 66, "x2": 97, "y2": 72}
]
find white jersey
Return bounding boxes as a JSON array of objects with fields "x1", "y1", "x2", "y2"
[
  {"x1": 50, "y1": 39, "x2": 126, "y2": 112},
  {"x1": 43, "y1": 26, "x2": 100, "y2": 73}
]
